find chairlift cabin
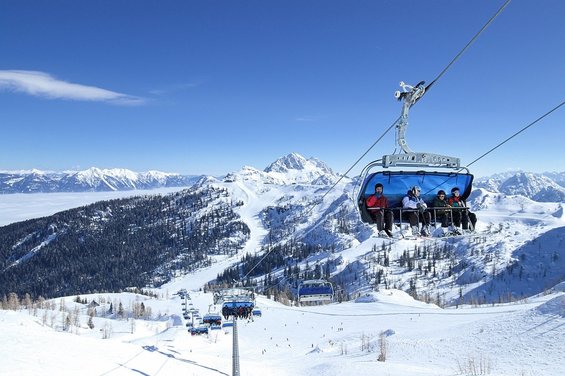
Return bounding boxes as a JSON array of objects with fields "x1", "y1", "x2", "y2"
[
  {"x1": 190, "y1": 326, "x2": 209, "y2": 336},
  {"x1": 222, "y1": 300, "x2": 254, "y2": 319},
  {"x1": 358, "y1": 170, "x2": 474, "y2": 224},
  {"x1": 215, "y1": 287, "x2": 255, "y2": 320},
  {"x1": 252, "y1": 308, "x2": 262, "y2": 317},
  {"x1": 298, "y1": 280, "x2": 334, "y2": 304},
  {"x1": 202, "y1": 313, "x2": 222, "y2": 326},
  {"x1": 356, "y1": 81, "x2": 474, "y2": 224}
]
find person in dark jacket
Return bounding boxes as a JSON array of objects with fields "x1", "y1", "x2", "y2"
[
  {"x1": 448, "y1": 187, "x2": 477, "y2": 232},
  {"x1": 366, "y1": 183, "x2": 394, "y2": 237},
  {"x1": 432, "y1": 190, "x2": 451, "y2": 234},
  {"x1": 402, "y1": 185, "x2": 432, "y2": 236}
]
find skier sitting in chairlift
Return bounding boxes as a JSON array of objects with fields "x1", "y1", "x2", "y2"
[
  {"x1": 448, "y1": 187, "x2": 477, "y2": 233},
  {"x1": 365, "y1": 183, "x2": 394, "y2": 237},
  {"x1": 402, "y1": 186, "x2": 432, "y2": 237}
]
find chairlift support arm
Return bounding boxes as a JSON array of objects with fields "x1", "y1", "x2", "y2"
[
  {"x1": 394, "y1": 81, "x2": 426, "y2": 154},
  {"x1": 384, "y1": 81, "x2": 460, "y2": 169}
]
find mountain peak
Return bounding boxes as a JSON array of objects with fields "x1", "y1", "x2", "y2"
[
  {"x1": 262, "y1": 153, "x2": 337, "y2": 185},
  {"x1": 500, "y1": 172, "x2": 565, "y2": 202},
  {"x1": 264, "y1": 153, "x2": 309, "y2": 173}
]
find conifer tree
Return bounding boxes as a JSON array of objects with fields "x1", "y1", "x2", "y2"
[{"x1": 118, "y1": 302, "x2": 124, "y2": 318}]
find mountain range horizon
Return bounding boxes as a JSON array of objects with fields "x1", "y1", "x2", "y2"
[{"x1": 2, "y1": 152, "x2": 565, "y2": 202}]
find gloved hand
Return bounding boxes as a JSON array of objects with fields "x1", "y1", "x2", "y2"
[{"x1": 417, "y1": 203, "x2": 425, "y2": 213}]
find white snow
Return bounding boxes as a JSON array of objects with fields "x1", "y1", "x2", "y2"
[
  {"x1": 1, "y1": 167, "x2": 565, "y2": 375},
  {"x1": 1, "y1": 275, "x2": 563, "y2": 375}
]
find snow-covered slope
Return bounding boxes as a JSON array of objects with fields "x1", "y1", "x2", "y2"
[
  {"x1": 0, "y1": 187, "x2": 188, "y2": 226},
  {"x1": 1, "y1": 267, "x2": 563, "y2": 376}
]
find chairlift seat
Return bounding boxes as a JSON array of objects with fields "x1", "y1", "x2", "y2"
[{"x1": 358, "y1": 170, "x2": 473, "y2": 225}]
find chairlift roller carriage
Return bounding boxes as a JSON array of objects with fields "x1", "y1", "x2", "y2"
[{"x1": 356, "y1": 81, "x2": 474, "y2": 225}]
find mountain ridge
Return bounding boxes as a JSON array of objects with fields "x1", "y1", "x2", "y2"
[
  {"x1": 3, "y1": 156, "x2": 565, "y2": 203},
  {"x1": 475, "y1": 171, "x2": 565, "y2": 202},
  {"x1": 0, "y1": 167, "x2": 201, "y2": 193}
]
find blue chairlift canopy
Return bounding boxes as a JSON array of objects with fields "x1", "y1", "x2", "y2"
[
  {"x1": 298, "y1": 280, "x2": 334, "y2": 303},
  {"x1": 203, "y1": 313, "x2": 222, "y2": 324},
  {"x1": 357, "y1": 170, "x2": 473, "y2": 224}
]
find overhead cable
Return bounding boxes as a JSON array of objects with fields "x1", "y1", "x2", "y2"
[
  {"x1": 423, "y1": 0, "x2": 512, "y2": 95},
  {"x1": 467, "y1": 100, "x2": 565, "y2": 168}
]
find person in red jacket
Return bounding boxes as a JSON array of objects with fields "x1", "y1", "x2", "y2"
[
  {"x1": 366, "y1": 183, "x2": 394, "y2": 237},
  {"x1": 448, "y1": 187, "x2": 477, "y2": 232}
]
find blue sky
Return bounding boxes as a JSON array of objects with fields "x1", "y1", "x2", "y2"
[{"x1": 1, "y1": 1, "x2": 563, "y2": 178}]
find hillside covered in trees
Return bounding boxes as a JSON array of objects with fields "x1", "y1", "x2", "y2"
[{"x1": 0, "y1": 184, "x2": 249, "y2": 298}]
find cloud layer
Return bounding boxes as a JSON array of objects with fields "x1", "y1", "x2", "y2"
[{"x1": 0, "y1": 70, "x2": 144, "y2": 105}]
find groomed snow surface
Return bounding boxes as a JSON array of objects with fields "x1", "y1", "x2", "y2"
[{"x1": 2, "y1": 278, "x2": 564, "y2": 375}]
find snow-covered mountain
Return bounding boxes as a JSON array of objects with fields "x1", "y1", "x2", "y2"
[
  {"x1": 0, "y1": 154, "x2": 338, "y2": 193},
  {"x1": 1, "y1": 152, "x2": 565, "y2": 375},
  {"x1": 263, "y1": 152, "x2": 339, "y2": 185},
  {"x1": 220, "y1": 153, "x2": 340, "y2": 186},
  {"x1": 3, "y1": 152, "x2": 565, "y2": 306},
  {"x1": 475, "y1": 171, "x2": 565, "y2": 202},
  {"x1": 543, "y1": 171, "x2": 565, "y2": 186},
  {"x1": 0, "y1": 167, "x2": 200, "y2": 193}
]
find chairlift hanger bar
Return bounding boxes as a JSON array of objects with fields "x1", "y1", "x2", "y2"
[{"x1": 384, "y1": 81, "x2": 461, "y2": 169}]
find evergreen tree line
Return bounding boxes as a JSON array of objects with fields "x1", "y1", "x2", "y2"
[
  {"x1": 0, "y1": 186, "x2": 250, "y2": 299},
  {"x1": 216, "y1": 241, "x2": 326, "y2": 284}
]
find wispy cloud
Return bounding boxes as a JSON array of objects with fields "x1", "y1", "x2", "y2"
[{"x1": 0, "y1": 70, "x2": 145, "y2": 105}]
